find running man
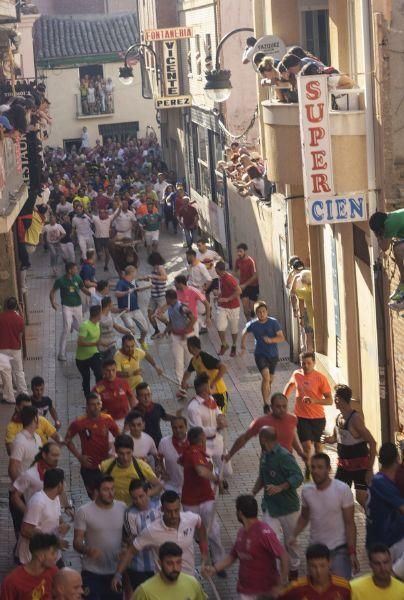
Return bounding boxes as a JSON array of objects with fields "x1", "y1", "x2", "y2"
[
  {"x1": 115, "y1": 266, "x2": 151, "y2": 349},
  {"x1": 241, "y1": 300, "x2": 285, "y2": 406},
  {"x1": 284, "y1": 352, "x2": 332, "y2": 477},
  {"x1": 323, "y1": 384, "x2": 376, "y2": 509},
  {"x1": 235, "y1": 243, "x2": 260, "y2": 320},
  {"x1": 215, "y1": 261, "x2": 242, "y2": 357}
]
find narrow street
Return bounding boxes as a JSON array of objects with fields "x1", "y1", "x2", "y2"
[{"x1": 0, "y1": 231, "x2": 367, "y2": 598}]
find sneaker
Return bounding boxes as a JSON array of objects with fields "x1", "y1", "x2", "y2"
[
  {"x1": 218, "y1": 344, "x2": 229, "y2": 356},
  {"x1": 230, "y1": 345, "x2": 237, "y2": 357},
  {"x1": 216, "y1": 570, "x2": 227, "y2": 579},
  {"x1": 289, "y1": 570, "x2": 299, "y2": 581},
  {"x1": 140, "y1": 340, "x2": 148, "y2": 351},
  {"x1": 151, "y1": 331, "x2": 160, "y2": 340},
  {"x1": 57, "y1": 354, "x2": 67, "y2": 362},
  {"x1": 390, "y1": 284, "x2": 404, "y2": 302}
]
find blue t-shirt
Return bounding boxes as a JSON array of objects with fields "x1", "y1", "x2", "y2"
[
  {"x1": 116, "y1": 279, "x2": 139, "y2": 311},
  {"x1": 366, "y1": 472, "x2": 404, "y2": 547},
  {"x1": 246, "y1": 317, "x2": 281, "y2": 358},
  {"x1": 79, "y1": 262, "x2": 96, "y2": 282}
]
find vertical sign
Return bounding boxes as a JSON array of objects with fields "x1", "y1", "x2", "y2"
[
  {"x1": 163, "y1": 40, "x2": 179, "y2": 97},
  {"x1": 297, "y1": 75, "x2": 334, "y2": 200}
]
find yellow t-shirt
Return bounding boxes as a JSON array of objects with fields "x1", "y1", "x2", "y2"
[
  {"x1": 133, "y1": 572, "x2": 207, "y2": 600},
  {"x1": 351, "y1": 574, "x2": 404, "y2": 599},
  {"x1": 6, "y1": 415, "x2": 56, "y2": 445},
  {"x1": 73, "y1": 195, "x2": 91, "y2": 211},
  {"x1": 114, "y1": 348, "x2": 146, "y2": 390},
  {"x1": 100, "y1": 457, "x2": 155, "y2": 505}
]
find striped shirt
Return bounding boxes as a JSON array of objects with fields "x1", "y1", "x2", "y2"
[
  {"x1": 150, "y1": 267, "x2": 166, "y2": 298},
  {"x1": 124, "y1": 497, "x2": 160, "y2": 573}
]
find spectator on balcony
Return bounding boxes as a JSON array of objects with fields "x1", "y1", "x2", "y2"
[
  {"x1": 242, "y1": 36, "x2": 257, "y2": 64},
  {"x1": 79, "y1": 79, "x2": 89, "y2": 115},
  {"x1": 234, "y1": 166, "x2": 265, "y2": 198},
  {"x1": 252, "y1": 51, "x2": 266, "y2": 69},
  {"x1": 87, "y1": 81, "x2": 96, "y2": 115},
  {"x1": 106, "y1": 78, "x2": 114, "y2": 113}
]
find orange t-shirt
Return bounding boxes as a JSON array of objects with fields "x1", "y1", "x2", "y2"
[{"x1": 290, "y1": 369, "x2": 331, "y2": 419}]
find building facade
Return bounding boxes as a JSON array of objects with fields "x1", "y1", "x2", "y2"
[{"x1": 33, "y1": 12, "x2": 158, "y2": 149}]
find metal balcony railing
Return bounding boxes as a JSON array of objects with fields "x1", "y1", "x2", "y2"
[{"x1": 75, "y1": 92, "x2": 114, "y2": 118}]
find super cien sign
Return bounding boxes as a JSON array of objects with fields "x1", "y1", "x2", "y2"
[{"x1": 298, "y1": 75, "x2": 334, "y2": 200}]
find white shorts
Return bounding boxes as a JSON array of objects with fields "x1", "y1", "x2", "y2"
[
  {"x1": 148, "y1": 296, "x2": 166, "y2": 312},
  {"x1": 121, "y1": 309, "x2": 148, "y2": 334},
  {"x1": 216, "y1": 306, "x2": 240, "y2": 334},
  {"x1": 145, "y1": 230, "x2": 159, "y2": 245}
]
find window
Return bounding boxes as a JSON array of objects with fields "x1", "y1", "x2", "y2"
[
  {"x1": 195, "y1": 34, "x2": 202, "y2": 76},
  {"x1": 79, "y1": 65, "x2": 103, "y2": 80},
  {"x1": 302, "y1": 9, "x2": 330, "y2": 65}
]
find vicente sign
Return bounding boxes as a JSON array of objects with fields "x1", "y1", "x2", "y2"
[
  {"x1": 145, "y1": 27, "x2": 193, "y2": 42},
  {"x1": 163, "y1": 40, "x2": 180, "y2": 96},
  {"x1": 155, "y1": 95, "x2": 192, "y2": 109},
  {"x1": 298, "y1": 74, "x2": 334, "y2": 200},
  {"x1": 252, "y1": 35, "x2": 286, "y2": 72},
  {"x1": 306, "y1": 194, "x2": 368, "y2": 225}
]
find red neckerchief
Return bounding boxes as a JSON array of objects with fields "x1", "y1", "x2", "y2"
[
  {"x1": 142, "y1": 401, "x2": 155, "y2": 414},
  {"x1": 36, "y1": 460, "x2": 50, "y2": 481},
  {"x1": 172, "y1": 436, "x2": 189, "y2": 456},
  {"x1": 202, "y1": 395, "x2": 218, "y2": 410}
]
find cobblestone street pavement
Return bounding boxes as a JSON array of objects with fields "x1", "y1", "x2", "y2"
[{"x1": 0, "y1": 232, "x2": 368, "y2": 597}]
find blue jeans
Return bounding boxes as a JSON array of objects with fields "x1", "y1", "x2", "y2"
[
  {"x1": 330, "y1": 545, "x2": 352, "y2": 580},
  {"x1": 184, "y1": 228, "x2": 196, "y2": 247},
  {"x1": 82, "y1": 571, "x2": 123, "y2": 600}
]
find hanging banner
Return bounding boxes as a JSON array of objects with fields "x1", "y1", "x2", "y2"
[
  {"x1": 163, "y1": 40, "x2": 180, "y2": 96},
  {"x1": 297, "y1": 75, "x2": 334, "y2": 201},
  {"x1": 306, "y1": 193, "x2": 368, "y2": 225}
]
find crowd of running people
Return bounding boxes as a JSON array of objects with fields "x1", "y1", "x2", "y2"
[{"x1": 1, "y1": 135, "x2": 404, "y2": 599}]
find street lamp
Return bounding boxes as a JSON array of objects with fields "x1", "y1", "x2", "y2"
[
  {"x1": 118, "y1": 43, "x2": 162, "y2": 96},
  {"x1": 204, "y1": 27, "x2": 254, "y2": 103}
]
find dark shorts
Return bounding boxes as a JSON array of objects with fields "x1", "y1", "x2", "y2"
[
  {"x1": 82, "y1": 571, "x2": 122, "y2": 600},
  {"x1": 80, "y1": 468, "x2": 102, "y2": 498},
  {"x1": 127, "y1": 570, "x2": 154, "y2": 591},
  {"x1": 241, "y1": 285, "x2": 260, "y2": 301},
  {"x1": 94, "y1": 237, "x2": 109, "y2": 252},
  {"x1": 254, "y1": 354, "x2": 278, "y2": 374},
  {"x1": 297, "y1": 417, "x2": 326, "y2": 443},
  {"x1": 213, "y1": 392, "x2": 229, "y2": 413},
  {"x1": 335, "y1": 466, "x2": 368, "y2": 491}
]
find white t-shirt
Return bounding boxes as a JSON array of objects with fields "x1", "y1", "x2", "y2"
[
  {"x1": 133, "y1": 511, "x2": 201, "y2": 575},
  {"x1": 17, "y1": 490, "x2": 61, "y2": 564},
  {"x1": 158, "y1": 435, "x2": 184, "y2": 494},
  {"x1": 11, "y1": 430, "x2": 42, "y2": 473},
  {"x1": 154, "y1": 181, "x2": 169, "y2": 203},
  {"x1": 130, "y1": 432, "x2": 158, "y2": 460},
  {"x1": 195, "y1": 248, "x2": 221, "y2": 272},
  {"x1": 13, "y1": 464, "x2": 43, "y2": 502},
  {"x1": 55, "y1": 202, "x2": 73, "y2": 216},
  {"x1": 74, "y1": 500, "x2": 126, "y2": 575},
  {"x1": 113, "y1": 210, "x2": 137, "y2": 236},
  {"x1": 301, "y1": 479, "x2": 354, "y2": 550},
  {"x1": 43, "y1": 223, "x2": 66, "y2": 244},
  {"x1": 188, "y1": 262, "x2": 212, "y2": 290},
  {"x1": 92, "y1": 214, "x2": 114, "y2": 238},
  {"x1": 72, "y1": 214, "x2": 93, "y2": 237}
]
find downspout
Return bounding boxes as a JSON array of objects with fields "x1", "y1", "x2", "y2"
[{"x1": 360, "y1": 0, "x2": 387, "y2": 439}]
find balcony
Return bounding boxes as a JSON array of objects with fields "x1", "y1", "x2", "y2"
[
  {"x1": 0, "y1": 0, "x2": 17, "y2": 22},
  {"x1": 0, "y1": 136, "x2": 28, "y2": 233},
  {"x1": 262, "y1": 88, "x2": 367, "y2": 193},
  {"x1": 75, "y1": 92, "x2": 114, "y2": 119}
]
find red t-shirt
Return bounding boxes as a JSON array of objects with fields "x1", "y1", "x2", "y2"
[
  {"x1": 230, "y1": 520, "x2": 284, "y2": 595},
  {"x1": 93, "y1": 377, "x2": 132, "y2": 420},
  {"x1": 281, "y1": 575, "x2": 351, "y2": 599},
  {"x1": 179, "y1": 205, "x2": 198, "y2": 229},
  {"x1": 218, "y1": 272, "x2": 240, "y2": 309},
  {"x1": 247, "y1": 413, "x2": 297, "y2": 452},
  {"x1": 181, "y1": 445, "x2": 215, "y2": 505},
  {"x1": 0, "y1": 310, "x2": 24, "y2": 350},
  {"x1": 0, "y1": 565, "x2": 58, "y2": 599},
  {"x1": 177, "y1": 286, "x2": 206, "y2": 319},
  {"x1": 94, "y1": 195, "x2": 111, "y2": 210},
  {"x1": 289, "y1": 369, "x2": 332, "y2": 420},
  {"x1": 235, "y1": 255, "x2": 258, "y2": 286},
  {"x1": 66, "y1": 413, "x2": 119, "y2": 466}
]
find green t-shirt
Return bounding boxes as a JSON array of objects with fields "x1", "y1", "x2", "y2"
[
  {"x1": 53, "y1": 274, "x2": 83, "y2": 307},
  {"x1": 140, "y1": 213, "x2": 161, "y2": 231},
  {"x1": 75, "y1": 320, "x2": 100, "y2": 360},
  {"x1": 384, "y1": 208, "x2": 404, "y2": 239},
  {"x1": 133, "y1": 573, "x2": 207, "y2": 600}
]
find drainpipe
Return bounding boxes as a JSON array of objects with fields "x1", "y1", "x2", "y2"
[{"x1": 360, "y1": 0, "x2": 389, "y2": 439}]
